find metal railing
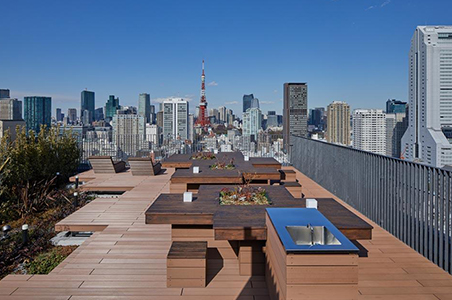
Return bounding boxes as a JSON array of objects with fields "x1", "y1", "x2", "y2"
[{"x1": 290, "y1": 136, "x2": 452, "y2": 274}]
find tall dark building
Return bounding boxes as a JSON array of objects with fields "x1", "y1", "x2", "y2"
[
  {"x1": 283, "y1": 83, "x2": 308, "y2": 152},
  {"x1": 105, "y1": 95, "x2": 120, "y2": 121},
  {"x1": 24, "y1": 96, "x2": 51, "y2": 133},
  {"x1": 310, "y1": 107, "x2": 325, "y2": 130},
  {"x1": 95, "y1": 107, "x2": 104, "y2": 121},
  {"x1": 243, "y1": 94, "x2": 254, "y2": 113},
  {"x1": 386, "y1": 99, "x2": 407, "y2": 114},
  {"x1": 0, "y1": 89, "x2": 10, "y2": 99},
  {"x1": 81, "y1": 90, "x2": 95, "y2": 124},
  {"x1": 56, "y1": 108, "x2": 63, "y2": 122}
]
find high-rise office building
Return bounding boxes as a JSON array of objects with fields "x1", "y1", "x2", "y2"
[
  {"x1": 105, "y1": 95, "x2": 120, "y2": 121},
  {"x1": 218, "y1": 106, "x2": 227, "y2": 123},
  {"x1": 386, "y1": 99, "x2": 408, "y2": 114},
  {"x1": 251, "y1": 98, "x2": 260, "y2": 109},
  {"x1": 138, "y1": 93, "x2": 151, "y2": 123},
  {"x1": 267, "y1": 111, "x2": 278, "y2": 128},
  {"x1": 401, "y1": 26, "x2": 452, "y2": 167},
  {"x1": 0, "y1": 89, "x2": 10, "y2": 99},
  {"x1": 243, "y1": 107, "x2": 262, "y2": 139},
  {"x1": 81, "y1": 90, "x2": 95, "y2": 124},
  {"x1": 386, "y1": 113, "x2": 408, "y2": 158},
  {"x1": 95, "y1": 107, "x2": 104, "y2": 121},
  {"x1": 310, "y1": 107, "x2": 325, "y2": 130},
  {"x1": 188, "y1": 113, "x2": 194, "y2": 142},
  {"x1": 24, "y1": 96, "x2": 52, "y2": 133},
  {"x1": 243, "y1": 94, "x2": 254, "y2": 113},
  {"x1": 150, "y1": 105, "x2": 156, "y2": 124},
  {"x1": 112, "y1": 113, "x2": 146, "y2": 156},
  {"x1": 56, "y1": 108, "x2": 63, "y2": 122},
  {"x1": 0, "y1": 98, "x2": 22, "y2": 120},
  {"x1": 283, "y1": 83, "x2": 308, "y2": 152},
  {"x1": 352, "y1": 109, "x2": 386, "y2": 155},
  {"x1": 68, "y1": 108, "x2": 77, "y2": 124},
  {"x1": 163, "y1": 98, "x2": 189, "y2": 140},
  {"x1": 156, "y1": 111, "x2": 163, "y2": 128},
  {"x1": 327, "y1": 101, "x2": 351, "y2": 146}
]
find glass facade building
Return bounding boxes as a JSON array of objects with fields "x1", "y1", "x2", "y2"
[
  {"x1": 81, "y1": 90, "x2": 95, "y2": 124},
  {"x1": 24, "y1": 96, "x2": 51, "y2": 133},
  {"x1": 105, "y1": 95, "x2": 120, "y2": 121},
  {"x1": 386, "y1": 99, "x2": 407, "y2": 114}
]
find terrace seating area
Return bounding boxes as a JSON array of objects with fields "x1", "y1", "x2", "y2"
[{"x1": 1, "y1": 154, "x2": 452, "y2": 299}]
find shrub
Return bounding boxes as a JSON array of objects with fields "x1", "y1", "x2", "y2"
[{"x1": 0, "y1": 125, "x2": 80, "y2": 220}]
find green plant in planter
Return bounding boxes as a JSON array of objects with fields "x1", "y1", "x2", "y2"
[
  {"x1": 190, "y1": 152, "x2": 216, "y2": 160},
  {"x1": 219, "y1": 186, "x2": 270, "y2": 205},
  {"x1": 210, "y1": 158, "x2": 235, "y2": 170}
]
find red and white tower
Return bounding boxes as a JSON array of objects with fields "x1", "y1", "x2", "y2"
[{"x1": 195, "y1": 60, "x2": 210, "y2": 127}]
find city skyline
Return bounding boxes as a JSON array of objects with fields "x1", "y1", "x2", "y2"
[{"x1": 2, "y1": 1, "x2": 451, "y2": 115}]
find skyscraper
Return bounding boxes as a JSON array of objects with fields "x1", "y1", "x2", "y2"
[
  {"x1": 386, "y1": 99, "x2": 407, "y2": 114},
  {"x1": 401, "y1": 26, "x2": 452, "y2": 167},
  {"x1": 105, "y1": 95, "x2": 120, "y2": 121},
  {"x1": 68, "y1": 108, "x2": 77, "y2": 124},
  {"x1": 310, "y1": 107, "x2": 325, "y2": 130},
  {"x1": 163, "y1": 98, "x2": 189, "y2": 140},
  {"x1": 0, "y1": 89, "x2": 10, "y2": 99},
  {"x1": 386, "y1": 113, "x2": 408, "y2": 158},
  {"x1": 267, "y1": 111, "x2": 278, "y2": 128},
  {"x1": 138, "y1": 93, "x2": 151, "y2": 123},
  {"x1": 24, "y1": 96, "x2": 52, "y2": 133},
  {"x1": 243, "y1": 94, "x2": 254, "y2": 113},
  {"x1": 243, "y1": 107, "x2": 263, "y2": 139},
  {"x1": 56, "y1": 108, "x2": 63, "y2": 122},
  {"x1": 327, "y1": 101, "x2": 351, "y2": 146},
  {"x1": 81, "y1": 90, "x2": 95, "y2": 124},
  {"x1": 283, "y1": 83, "x2": 308, "y2": 152},
  {"x1": 0, "y1": 98, "x2": 22, "y2": 120},
  {"x1": 218, "y1": 106, "x2": 227, "y2": 123},
  {"x1": 95, "y1": 107, "x2": 104, "y2": 121},
  {"x1": 352, "y1": 109, "x2": 386, "y2": 155}
]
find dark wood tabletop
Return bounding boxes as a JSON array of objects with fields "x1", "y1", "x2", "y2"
[{"x1": 146, "y1": 185, "x2": 373, "y2": 241}]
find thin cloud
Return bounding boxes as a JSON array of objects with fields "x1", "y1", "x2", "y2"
[
  {"x1": 381, "y1": 0, "x2": 391, "y2": 7},
  {"x1": 260, "y1": 101, "x2": 275, "y2": 104},
  {"x1": 366, "y1": 5, "x2": 376, "y2": 10},
  {"x1": 207, "y1": 81, "x2": 218, "y2": 86},
  {"x1": 225, "y1": 101, "x2": 239, "y2": 105}
]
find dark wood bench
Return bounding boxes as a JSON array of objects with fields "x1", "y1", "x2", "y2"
[
  {"x1": 167, "y1": 241, "x2": 207, "y2": 288},
  {"x1": 128, "y1": 157, "x2": 162, "y2": 176},
  {"x1": 89, "y1": 156, "x2": 126, "y2": 174}
]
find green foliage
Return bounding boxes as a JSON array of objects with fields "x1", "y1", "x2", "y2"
[
  {"x1": 0, "y1": 125, "x2": 80, "y2": 219},
  {"x1": 26, "y1": 246, "x2": 76, "y2": 274}
]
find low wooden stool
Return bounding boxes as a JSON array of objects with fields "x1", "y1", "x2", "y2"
[
  {"x1": 167, "y1": 241, "x2": 207, "y2": 288},
  {"x1": 280, "y1": 169, "x2": 297, "y2": 182}
]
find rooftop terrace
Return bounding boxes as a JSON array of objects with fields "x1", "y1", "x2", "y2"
[{"x1": 1, "y1": 163, "x2": 452, "y2": 299}]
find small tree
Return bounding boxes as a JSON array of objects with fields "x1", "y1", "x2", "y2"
[{"x1": 0, "y1": 125, "x2": 80, "y2": 219}]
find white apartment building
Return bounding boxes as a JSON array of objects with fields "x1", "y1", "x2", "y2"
[
  {"x1": 352, "y1": 109, "x2": 386, "y2": 155},
  {"x1": 112, "y1": 113, "x2": 146, "y2": 156},
  {"x1": 401, "y1": 26, "x2": 452, "y2": 167},
  {"x1": 243, "y1": 107, "x2": 262, "y2": 139},
  {"x1": 163, "y1": 98, "x2": 189, "y2": 141}
]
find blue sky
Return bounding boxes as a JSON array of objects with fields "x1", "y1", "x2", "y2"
[{"x1": 1, "y1": 0, "x2": 451, "y2": 117}]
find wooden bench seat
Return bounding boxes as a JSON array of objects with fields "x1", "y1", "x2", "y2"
[
  {"x1": 281, "y1": 181, "x2": 302, "y2": 198},
  {"x1": 89, "y1": 156, "x2": 126, "y2": 174},
  {"x1": 128, "y1": 157, "x2": 162, "y2": 176},
  {"x1": 167, "y1": 241, "x2": 207, "y2": 288}
]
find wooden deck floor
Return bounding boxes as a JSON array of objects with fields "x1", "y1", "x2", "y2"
[{"x1": 0, "y1": 167, "x2": 451, "y2": 299}]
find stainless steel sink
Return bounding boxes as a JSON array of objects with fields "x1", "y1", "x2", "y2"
[{"x1": 286, "y1": 225, "x2": 341, "y2": 246}]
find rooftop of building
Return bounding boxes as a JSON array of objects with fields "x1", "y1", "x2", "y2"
[{"x1": 0, "y1": 164, "x2": 451, "y2": 299}]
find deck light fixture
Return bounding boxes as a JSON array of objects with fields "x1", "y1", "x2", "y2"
[
  {"x1": 193, "y1": 166, "x2": 200, "y2": 174},
  {"x1": 1, "y1": 224, "x2": 11, "y2": 240},
  {"x1": 22, "y1": 224, "x2": 29, "y2": 246}
]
